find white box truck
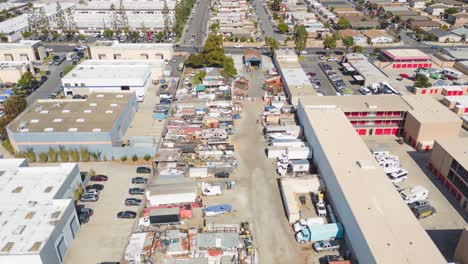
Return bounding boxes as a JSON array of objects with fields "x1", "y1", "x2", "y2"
[
  {"x1": 271, "y1": 139, "x2": 305, "y2": 147},
  {"x1": 189, "y1": 167, "x2": 209, "y2": 178},
  {"x1": 400, "y1": 186, "x2": 428, "y2": 203},
  {"x1": 287, "y1": 147, "x2": 311, "y2": 160},
  {"x1": 267, "y1": 146, "x2": 287, "y2": 159},
  {"x1": 291, "y1": 160, "x2": 309, "y2": 173},
  {"x1": 293, "y1": 217, "x2": 325, "y2": 232}
]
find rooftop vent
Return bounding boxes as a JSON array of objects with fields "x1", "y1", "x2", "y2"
[
  {"x1": 89, "y1": 103, "x2": 97, "y2": 107},
  {"x1": 92, "y1": 128, "x2": 102, "y2": 132},
  {"x1": 1, "y1": 242, "x2": 14, "y2": 253},
  {"x1": 110, "y1": 103, "x2": 118, "y2": 107},
  {"x1": 53, "y1": 118, "x2": 62, "y2": 123},
  {"x1": 105, "y1": 110, "x2": 113, "y2": 114},
  {"x1": 83, "y1": 109, "x2": 92, "y2": 113},
  {"x1": 29, "y1": 242, "x2": 42, "y2": 252},
  {"x1": 44, "y1": 186, "x2": 53, "y2": 193},
  {"x1": 13, "y1": 225, "x2": 26, "y2": 235},
  {"x1": 44, "y1": 127, "x2": 54, "y2": 132},
  {"x1": 30, "y1": 119, "x2": 39, "y2": 123},
  {"x1": 27, "y1": 201, "x2": 37, "y2": 207},
  {"x1": 62, "y1": 109, "x2": 71, "y2": 113},
  {"x1": 76, "y1": 118, "x2": 85, "y2": 123},
  {"x1": 40, "y1": 110, "x2": 49, "y2": 114},
  {"x1": 97, "y1": 94, "x2": 104, "y2": 98},
  {"x1": 12, "y1": 186, "x2": 22, "y2": 193},
  {"x1": 68, "y1": 127, "x2": 78, "y2": 132},
  {"x1": 25, "y1": 212, "x2": 35, "y2": 219},
  {"x1": 116, "y1": 94, "x2": 124, "y2": 98}
]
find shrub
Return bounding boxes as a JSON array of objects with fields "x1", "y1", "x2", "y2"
[
  {"x1": 48, "y1": 148, "x2": 58, "y2": 162},
  {"x1": 89, "y1": 169, "x2": 96, "y2": 177},
  {"x1": 59, "y1": 146, "x2": 69, "y2": 162},
  {"x1": 91, "y1": 152, "x2": 99, "y2": 161},
  {"x1": 144, "y1": 154, "x2": 152, "y2": 161},
  {"x1": 70, "y1": 149, "x2": 80, "y2": 162},
  {"x1": 1, "y1": 139, "x2": 14, "y2": 154},
  {"x1": 25, "y1": 149, "x2": 36, "y2": 162},
  {"x1": 80, "y1": 148, "x2": 90, "y2": 161},
  {"x1": 120, "y1": 155, "x2": 127, "y2": 161},
  {"x1": 38, "y1": 152, "x2": 48, "y2": 162},
  {"x1": 240, "y1": 36, "x2": 248, "y2": 42},
  {"x1": 132, "y1": 154, "x2": 138, "y2": 161}
]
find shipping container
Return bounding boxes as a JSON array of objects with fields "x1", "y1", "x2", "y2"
[
  {"x1": 189, "y1": 167, "x2": 209, "y2": 178},
  {"x1": 149, "y1": 208, "x2": 180, "y2": 225},
  {"x1": 267, "y1": 146, "x2": 287, "y2": 159}
]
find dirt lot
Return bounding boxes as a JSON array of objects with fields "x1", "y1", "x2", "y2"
[
  {"x1": 363, "y1": 136, "x2": 467, "y2": 260},
  {"x1": 63, "y1": 162, "x2": 149, "y2": 264}
]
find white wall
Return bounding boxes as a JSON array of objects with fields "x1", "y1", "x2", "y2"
[{"x1": 0, "y1": 255, "x2": 42, "y2": 264}]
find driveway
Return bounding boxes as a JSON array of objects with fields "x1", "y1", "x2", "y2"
[{"x1": 63, "y1": 162, "x2": 148, "y2": 264}]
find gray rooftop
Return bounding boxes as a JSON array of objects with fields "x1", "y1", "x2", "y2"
[{"x1": 196, "y1": 233, "x2": 240, "y2": 249}]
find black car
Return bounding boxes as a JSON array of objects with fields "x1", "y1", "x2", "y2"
[
  {"x1": 132, "y1": 177, "x2": 148, "y2": 184},
  {"x1": 319, "y1": 255, "x2": 344, "y2": 264},
  {"x1": 79, "y1": 213, "x2": 89, "y2": 224},
  {"x1": 72, "y1": 94, "x2": 82, "y2": 99},
  {"x1": 117, "y1": 211, "x2": 137, "y2": 219},
  {"x1": 86, "y1": 184, "x2": 104, "y2": 191},
  {"x1": 215, "y1": 171, "x2": 229, "y2": 178},
  {"x1": 136, "y1": 166, "x2": 151, "y2": 174},
  {"x1": 125, "y1": 198, "x2": 142, "y2": 206},
  {"x1": 90, "y1": 175, "x2": 108, "y2": 181},
  {"x1": 129, "y1": 188, "x2": 145, "y2": 195},
  {"x1": 79, "y1": 207, "x2": 94, "y2": 216}
]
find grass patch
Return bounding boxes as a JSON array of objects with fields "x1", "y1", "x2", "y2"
[
  {"x1": 43, "y1": 54, "x2": 55, "y2": 65},
  {"x1": 2, "y1": 139, "x2": 14, "y2": 154},
  {"x1": 63, "y1": 65, "x2": 76, "y2": 75}
]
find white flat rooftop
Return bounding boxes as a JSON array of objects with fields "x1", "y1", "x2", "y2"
[
  {"x1": 299, "y1": 105, "x2": 446, "y2": 264},
  {"x1": 0, "y1": 160, "x2": 78, "y2": 255},
  {"x1": 445, "y1": 95, "x2": 468, "y2": 107},
  {"x1": 92, "y1": 40, "x2": 173, "y2": 51},
  {"x1": 0, "y1": 40, "x2": 42, "y2": 50},
  {"x1": 75, "y1": 0, "x2": 176, "y2": 10}
]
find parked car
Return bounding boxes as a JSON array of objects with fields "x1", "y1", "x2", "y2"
[
  {"x1": 86, "y1": 184, "x2": 104, "y2": 191},
  {"x1": 215, "y1": 171, "x2": 230, "y2": 178},
  {"x1": 80, "y1": 194, "x2": 99, "y2": 202},
  {"x1": 359, "y1": 86, "x2": 371, "y2": 95},
  {"x1": 125, "y1": 198, "x2": 142, "y2": 206},
  {"x1": 117, "y1": 211, "x2": 137, "y2": 219},
  {"x1": 79, "y1": 207, "x2": 94, "y2": 216},
  {"x1": 132, "y1": 177, "x2": 148, "y2": 184},
  {"x1": 319, "y1": 255, "x2": 344, "y2": 264},
  {"x1": 387, "y1": 169, "x2": 408, "y2": 183},
  {"x1": 316, "y1": 201, "x2": 327, "y2": 216},
  {"x1": 90, "y1": 175, "x2": 108, "y2": 181},
  {"x1": 79, "y1": 213, "x2": 89, "y2": 224},
  {"x1": 85, "y1": 189, "x2": 100, "y2": 195},
  {"x1": 327, "y1": 57, "x2": 337, "y2": 62},
  {"x1": 129, "y1": 188, "x2": 145, "y2": 195},
  {"x1": 136, "y1": 166, "x2": 151, "y2": 174},
  {"x1": 313, "y1": 240, "x2": 340, "y2": 252},
  {"x1": 409, "y1": 200, "x2": 430, "y2": 209}
]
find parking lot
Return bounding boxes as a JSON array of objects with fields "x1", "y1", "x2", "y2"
[
  {"x1": 363, "y1": 136, "x2": 467, "y2": 260},
  {"x1": 299, "y1": 54, "x2": 336, "y2": 96},
  {"x1": 63, "y1": 162, "x2": 150, "y2": 264}
]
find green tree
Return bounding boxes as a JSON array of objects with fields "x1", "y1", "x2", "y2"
[
  {"x1": 323, "y1": 36, "x2": 337, "y2": 50},
  {"x1": 210, "y1": 23, "x2": 219, "y2": 33},
  {"x1": 155, "y1": 31, "x2": 164, "y2": 42},
  {"x1": 201, "y1": 34, "x2": 225, "y2": 67},
  {"x1": 144, "y1": 154, "x2": 152, "y2": 161},
  {"x1": 129, "y1": 31, "x2": 139, "y2": 42},
  {"x1": 352, "y1": 45, "x2": 363, "y2": 53},
  {"x1": 3, "y1": 95, "x2": 27, "y2": 117},
  {"x1": 162, "y1": 0, "x2": 170, "y2": 39},
  {"x1": 193, "y1": 70, "x2": 206, "y2": 84},
  {"x1": 265, "y1": 36, "x2": 279, "y2": 55},
  {"x1": 70, "y1": 149, "x2": 79, "y2": 162},
  {"x1": 444, "y1": 7, "x2": 458, "y2": 15},
  {"x1": 240, "y1": 36, "x2": 248, "y2": 42},
  {"x1": 56, "y1": 2, "x2": 67, "y2": 33},
  {"x1": 185, "y1": 53, "x2": 204, "y2": 68},
  {"x1": 221, "y1": 56, "x2": 237, "y2": 79},
  {"x1": 342, "y1": 36, "x2": 355, "y2": 51},
  {"x1": 22, "y1": 31, "x2": 32, "y2": 38},
  {"x1": 132, "y1": 154, "x2": 138, "y2": 161},
  {"x1": 414, "y1": 75, "x2": 432, "y2": 88},
  {"x1": 48, "y1": 148, "x2": 58, "y2": 162},
  {"x1": 337, "y1": 17, "x2": 351, "y2": 29},
  {"x1": 277, "y1": 22, "x2": 289, "y2": 33},
  {"x1": 80, "y1": 148, "x2": 90, "y2": 161},
  {"x1": 17, "y1": 72, "x2": 35, "y2": 89},
  {"x1": 392, "y1": 15, "x2": 402, "y2": 24},
  {"x1": 294, "y1": 24, "x2": 308, "y2": 54},
  {"x1": 59, "y1": 146, "x2": 69, "y2": 162},
  {"x1": 103, "y1": 29, "x2": 114, "y2": 39},
  {"x1": 271, "y1": 0, "x2": 280, "y2": 11},
  {"x1": 38, "y1": 152, "x2": 48, "y2": 162}
]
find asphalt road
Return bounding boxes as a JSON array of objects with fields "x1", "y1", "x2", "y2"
[
  {"x1": 180, "y1": 0, "x2": 211, "y2": 50},
  {"x1": 252, "y1": 0, "x2": 285, "y2": 41},
  {"x1": 27, "y1": 57, "x2": 71, "y2": 104}
]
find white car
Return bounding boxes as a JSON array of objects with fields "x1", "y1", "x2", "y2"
[
  {"x1": 388, "y1": 169, "x2": 408, "y2": 183},
  {"x1": 202, "y1": 183, "x2": 222, "y2": 196},
  {"x1": 316, "y1": 201, "x2": 327, "y2": 217},
  {"x1": 359, "y1": 86, "x2": 371, "y2": 95},
  {"x1": 45, "y1": 48, "x2": 54, "y2": 53},
  {"x1": 234, "y1": 44, "x2": 243, "y2": 48},
  {"x1": 85, "y1": 189, "x2": 100, "y2": 195},
  {"x1": 327, "y1": 57, "x2": 337, "y2": 62},
  {"x1": 137, "y1": 95, "x2": 144, "y2": 102},
  {"x1": 188, "y1": 71, "x2": 196, "y2": 77},
  {"x1": 318, "y1": 55, "x2": 325, "y2": 60},
  {"x1": 300, "y1": 50, "x2": 308, "y2": 54},
  {"x1": 184, "y1": 78, "x2": 191, "y2": 85}
]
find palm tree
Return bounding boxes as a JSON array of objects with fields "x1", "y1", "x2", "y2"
[{"x1": 461, "y1": 34, "x2": 466, "y2": 44}]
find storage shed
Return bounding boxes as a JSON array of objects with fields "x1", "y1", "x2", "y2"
[{"x1": 243, "y1": 49, "x2": 262, "y2": 67}]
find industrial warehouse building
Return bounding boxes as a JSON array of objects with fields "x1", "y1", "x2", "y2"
[
  {"x1": 344, "y1": 53, "x2": 388, "y2": 86},
  {"x1": 61, "y1": 60, "x2": 157, "y2": 97},
  {"x1": 0, "y1": 40, "x2": 47, "y2": 62},
  {"x1": 89, "y1": 40, "x2": 174, "y2": 61},
  {"x1": 379, "y1": 49, "x2": 432, "y2": 69},
  {"x1": 429, "y1": 138, "x2": 468, "y2": 212},
  {"x1": 298, "y1": 95, "x2": 462, "y2": 150},
  {"x1": 296, "y1": 99, "x2": 447, "y2": 264},
  {"x1": 0, "y1": 159, "x2": 83, "y2": 264},
  {"x1": 6, "y1": 92, "x2": 156, "y2": 158}
]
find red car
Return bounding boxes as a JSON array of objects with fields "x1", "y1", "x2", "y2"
[
  {"x1": 90, "y1": 175, "x2": 108, "y2": 181},
  {"x1": 399, "y1": 73, "x2": 410, "y2": 79},
  {"x1": 308, "y1": 72, "x2": 317, "y2": 77}
]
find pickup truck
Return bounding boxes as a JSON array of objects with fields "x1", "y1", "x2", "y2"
[{"x1": 313, "y1": 240, "x2": 340, "y2": 252}]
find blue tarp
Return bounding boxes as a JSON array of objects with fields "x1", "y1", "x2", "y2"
[
  {"x1": 4, "y1": 89, "x2": 13, "y2": 95},
  {"x1": 264, "y1": 105, "x2": 276, "y2": 111},
  {"x1": 205, "y1": 204, "x2": 232, "y2": 213},
  {"x1": 152, "y1": 113, "x2": 168, "y2": 120}
]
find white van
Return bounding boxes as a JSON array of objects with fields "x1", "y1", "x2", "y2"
[
  {"x1": 388, "y1": 169, "x2": 408, "y2": 183},
  {"x1": 443, "y1": 68, "x2": 462, "y2": 79},
  {"x1": 400, "y1": 186, "x2": 428, "y2": 203},
  {"x1": 177, "y1": 63, "x2": 184, "y2": 71},
  {"x1": 293, "y1": 217, "x2": 325, "y2": 232}
]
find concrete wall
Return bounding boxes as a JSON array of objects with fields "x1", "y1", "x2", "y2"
[
  {"x1": 453, "y1": 227, "x2": 468, "y2": 264},
  {"x1": 0, "y1": 44, "x2": 46, "y2": 62},
  {"x1": 40, "y1": 201, "x2": 79, "y2": 264},
  {"x1": 54, "y1": 164, "x2": 83, "y2": 200},
  {"x1": 429, "y1": 140, "x2": 453, "y2": 177},
  {"x1": 296, "y1": 102, "x2": 376, "y2": 264}
]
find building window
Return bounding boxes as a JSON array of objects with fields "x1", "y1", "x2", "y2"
[{"x1": 452, "y1": 175, "x2": 468, "y2": 198}]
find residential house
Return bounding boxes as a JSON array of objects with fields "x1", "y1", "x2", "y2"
[
  {"x1": 427, "y1": 28, "x2": 462, "y2": 42},
  {"x1": 408, "y1": 20, "x2": 442, "y2": 30},
  {"x1": 338, "y1": 29, "x2": 367, "y2": 44},
  {"x1": 451, "y1": 25, "x2": 468, "y2": 39},
  {"x1": 425, "y1": 4, "x2": 451, "y2": 16},
  {"x1": 409, "y1": 0, "x2": 427, "y2": 8},
  {"x1": 362, "y1": 29, "x2": 394, "y2": 43},
  {"x1": 448, "y1": 12, "x2": 468, "y2": 27},
  {"x1": 434, "y1": 0, "x2": 465, "y2": 7},
  {"x1": 341, "y1": 15, "x2": 380, "y2": 29}
]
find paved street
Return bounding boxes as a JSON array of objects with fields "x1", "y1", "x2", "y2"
[
  {"x1": 27, "y1": 56, "x2": 71, "y2": 105},
  {"x1": 180, "y1": 0, "x2": 211, "y2": 49},
  {"x1": 252, "y1": 0, "x2": 284, "y2": 41}
]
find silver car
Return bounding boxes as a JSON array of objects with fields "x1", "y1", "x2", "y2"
[{"x1": 80, "y1": 194, "x2": 99, "y2": 202}]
